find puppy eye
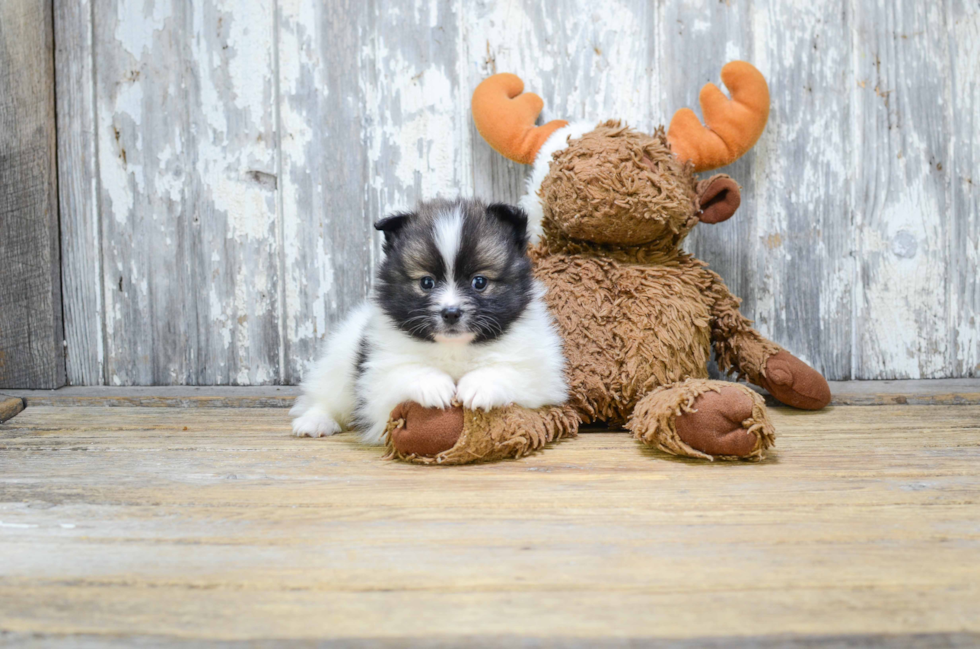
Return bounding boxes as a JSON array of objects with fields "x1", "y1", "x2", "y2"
[
  {"x1": 419, "y1": 276, "x2": 436, "y2": 291},
  {"x1": 471, "y1": 276, "x2": 489, "y2": 292}
]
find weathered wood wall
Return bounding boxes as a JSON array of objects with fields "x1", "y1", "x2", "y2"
[
  {"x1": 0, "y1": 0, "x2": 65, "y2": 389},
  {"x1": 52, "y1": 0, "x2": 979, "y2": 385}
]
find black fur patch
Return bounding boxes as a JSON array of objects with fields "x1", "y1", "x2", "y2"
[
  {"x1": 374, "y1": 198, "x2": 534, "y2": 343},
  {"x1": 353, "y1": 335, "x2": 369, "y2": 381},
  {"x1": 351, "y1": 335, "x2": 370, "y2": 430}
]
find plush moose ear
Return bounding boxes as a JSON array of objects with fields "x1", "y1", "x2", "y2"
[
  {"x1": 486, "y1": 202, "x2": 529, "y2": 247},
  {"x1": 697, "y1": 175, "x2": 741, "y2": 224},
  {"x1": 374, "y1": 212, "x2": 413, "y2": 250}
]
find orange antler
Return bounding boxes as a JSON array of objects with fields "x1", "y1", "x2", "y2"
[
  {"x1": 471, "y1": 73, "x2": 568, "y2": 165},
  {"x1": 667, "y1": 61, "x2": 770, "y2": 172}
]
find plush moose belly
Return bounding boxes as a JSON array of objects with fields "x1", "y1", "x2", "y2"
[{"x1": 534, "y1": 254, "x2": 713, "y2": 426}]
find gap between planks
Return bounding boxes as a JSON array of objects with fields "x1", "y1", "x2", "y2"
[{"x1": 2, "y1": 379, "x2": 980, "y2": 411}]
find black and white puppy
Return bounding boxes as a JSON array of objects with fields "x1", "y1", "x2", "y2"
[{"x1": 290, "y1": 198, "x2": 567, "y2": 444}]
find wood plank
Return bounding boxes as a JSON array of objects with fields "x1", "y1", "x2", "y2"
[
  {"x1": 743, "y1": 2, "x2": 854, "y2": 380},
  {"x1": 0, "y1": 633, "x2": 977, "y2": 649},
  {"x1": 91, "y1": 0, "x2": 281, "y2": 385},
  {"x1": 0, "y1": 634, "x2": 976, "y2": 649},
  {"x1": 0, "y1": 404, "x2": 978, "y2": 642},
  {"x1": 947, "y1": 0, "x2": 980, "y2": 378},
  {"x1": 54, "y1": 0, "x2": 104, "y2": 386},
  {"x1": 361, "y1": 1, "x2": 471, "y2": 206},
  {"x1": 851, "y1": 1, "x2": 953, "y2": 378},
  {"x1": 0, "y1": 0, "x2": 66, "y2": 389},
  {"x1": 822, "y1": 378, "x2": 980, "y2": 405},
  {"x1": 277, "y1": 0, "x2": 375, "y2": 384},
  {"x1": 0, "y1": 385, "x2": 300, "y2": 408}
]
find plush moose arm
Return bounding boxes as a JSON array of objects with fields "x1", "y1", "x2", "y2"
[{"x1": 705, "y1": 270, "x2": 831, "y2": 410}]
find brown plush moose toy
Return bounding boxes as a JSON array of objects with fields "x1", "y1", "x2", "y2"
[{"x1": 386, "y1": 61, "x2": 830, "y2": 464}]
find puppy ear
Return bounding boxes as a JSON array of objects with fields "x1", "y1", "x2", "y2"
[
  {"x1": 374, "y1": 212, "x2": 413, "y2": 250},
  {"x1": 486, "y1": 202, "x2": 529, "y2": 247}
]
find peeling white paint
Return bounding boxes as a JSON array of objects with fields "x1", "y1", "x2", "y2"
[
  {"x1": 114, "y1": 0, "x2": 171, "y2": 58},
  {"x1": 214, "y1": 178, "x2": 271, "y2": 240}
]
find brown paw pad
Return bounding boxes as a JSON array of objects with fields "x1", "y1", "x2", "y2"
[
  {"x1": 389, "y1": 402, "x2": 464, "y2": 457},
  {"x1": 675, "y1": 388, "x2": 759, "y2": 457}
]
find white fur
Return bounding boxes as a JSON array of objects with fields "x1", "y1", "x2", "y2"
[
  {"x1": 289, "y1": 303, "x2": 372, "y2": 437},
  {"x1": 433, "y1": 206, "x2": 464, "y2": 281},
  {"x1": 431, "y1": 207, "x2": 466, "y2": 318},
  {"x1": 291, "y1": 282, "x2": 567, "y2": 446},
  {"x1": 518, "y1": 121, "x2": 597, "y2": 244},
  {"x1": 433, "y1": 282, "x2": 463, "y2": 312}
]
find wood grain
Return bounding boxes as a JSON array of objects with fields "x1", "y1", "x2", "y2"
[
  {"x1": 1, "y1": 404, "x2": 979, "y2": 642},
  {"x1": 0, "y1": 0, "x2": 66, "y2": 389},
  {"x1": 749, "y1": 1, "x2": 854, "y2": 379},
  {"x1": 51, "y1": 0, "x2": 980, "y2": 385},
  {"x1": 277, "y1": 0, "x2": 376, "y2": 384},
  {"x1": 54, "y1": 0, "x2": 104, "y2": 386},
  {"x1": 90, "y1": 0, "x2": 281, "y2": 385},
  {"x1": 851, "y1": 1, "x2": 952, "y2": 379},
  {"x1": 948, "y1": 0, "x2": 980, "y2": 378}
]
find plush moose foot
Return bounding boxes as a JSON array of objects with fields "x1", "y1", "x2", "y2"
[
  {"x1": 384, "y1": 402, "x2": 579, "y2": 465},
  {"x1": 674, "y1": 388, "x2": 763, "y2": 457},
  {"x1": 387, "y1": 402, "x2": 464, "y2": 458},
  {"x1": 628, "y1": 378, "x2": 775, "y2": 461},
  {"x1": 757, "y1": 351, "x2": 831, "y2": 410}
]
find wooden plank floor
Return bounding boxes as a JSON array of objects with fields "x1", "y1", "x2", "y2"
[{"x1": 1, "y1": 405, "x2": 979, "y2": 646}]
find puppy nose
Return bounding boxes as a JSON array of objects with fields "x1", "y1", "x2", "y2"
[{"x1": 440, "y1": 306, "x2": 462, "y2": 325}]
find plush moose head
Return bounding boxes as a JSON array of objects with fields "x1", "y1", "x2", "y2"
[{"x1": 471, "y1": 62, "x2": 769, "y2": 252}]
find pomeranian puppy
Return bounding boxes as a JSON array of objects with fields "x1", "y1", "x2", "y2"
[{"x1": 290, "y1": 198, "x2": 567, "y2": 444}]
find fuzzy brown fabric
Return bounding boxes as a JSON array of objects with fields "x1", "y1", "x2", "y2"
[
  {"x1": 533, "y1": 249, "x2": 712, "y2": 425},
  {"x1": 628, "y1": 378, "x2": 774, "y2": 461},
  {"x1": 540, "y1": 122, "x2": 698, "y2": 248},
  {"x1": 703, "y1": 268, "x2": 784, "y2": 384},
  {"x1": 385, "y1": 404, "x2": 578, "y2": 465}
]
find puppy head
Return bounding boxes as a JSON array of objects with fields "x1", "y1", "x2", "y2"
[{"x1": 374, "y1": 198, "x2": 534, "y2": 344}]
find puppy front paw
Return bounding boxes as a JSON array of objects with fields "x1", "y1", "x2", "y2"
[
  {"x1": 292, "y1": 410, "x2": 341, "y2": 438},
  {"x1": 456, "y1": 371, "x2": 516, "y2": 411},
  {"x1": 406, "y1": 371, "x2": 457, "y2": 410}
]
